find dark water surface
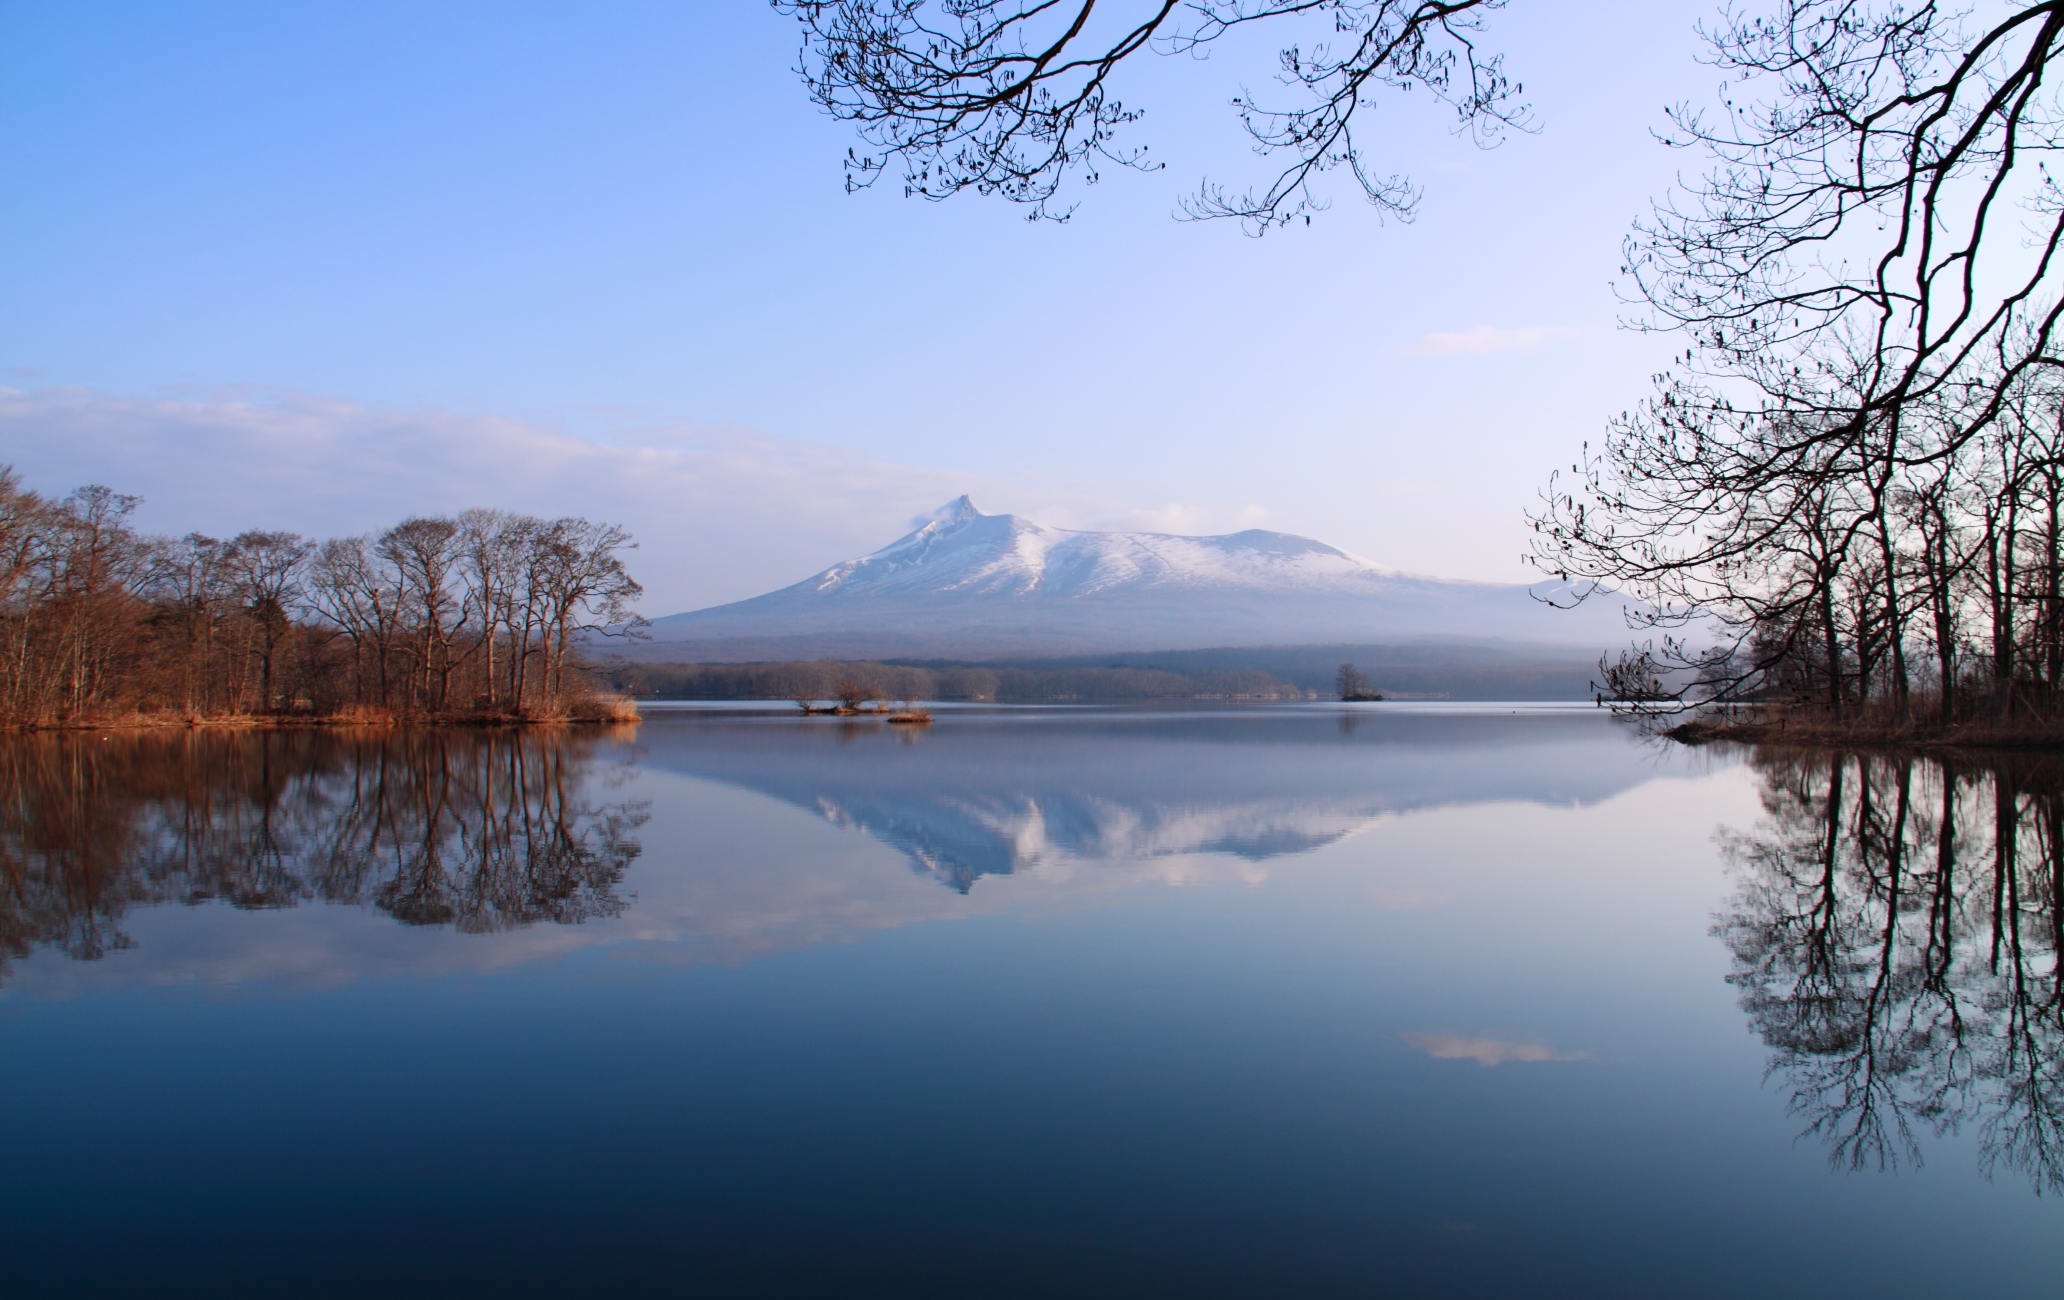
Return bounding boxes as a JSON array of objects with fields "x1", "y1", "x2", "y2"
[{"x1": 2, "y1": 705, "x2": 2058, "y2": 1296}]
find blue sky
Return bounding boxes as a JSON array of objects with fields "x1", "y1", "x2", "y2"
[{"x1": 2, "y1": 1, "x2": 1709, "y2": 612}]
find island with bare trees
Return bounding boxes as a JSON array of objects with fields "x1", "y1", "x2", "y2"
[{"x1": 0, "y1": 466, "x2": 643, "y2": 730}]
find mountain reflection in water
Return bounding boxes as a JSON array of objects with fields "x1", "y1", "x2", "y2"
[
  {"x1": 637, "y1": 706, "x2": 1667, "y2": 892},
  {"x1": 1717, "y1": 748, "x2": 2064, "y2": 1195},
  {"x1": 0, "y1": 727, "x2": 647, "y2": 987},
  {"x1": 0, "y1": 708, "x2": 1672, "y2": 987},
  {"x1": 14, "y1": 715, "x2": 2054, "y2": 1196}
]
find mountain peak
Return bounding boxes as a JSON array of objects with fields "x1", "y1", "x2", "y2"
[{"x1": 918, "y1": 495, "x2": 982, "y2": 528}]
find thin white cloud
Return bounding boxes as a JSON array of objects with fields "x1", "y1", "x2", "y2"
[
  {"x1": 0, "y1": 384, "x2": 1345, "y2": 615},
  {"x1": 0, "y1": 384, "x2": 996, "y2": 615},
  {"x1": 1402, "y1": 1032, "x2": 1591, "y2": 1066},
  {"x1": 1406, "y1": 325, "x2": 1577, "y2": 357}
]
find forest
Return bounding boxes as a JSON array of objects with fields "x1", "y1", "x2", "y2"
[
  {"x1": 1585, "y1": 366, "x2": 2064, "y2": 740},
  {"x1": 0, "y1": 466, "x2": 642, "y2": 728},
  {"x1": 1522, "y1": 3, "x2": 2064, "y2": 740}
]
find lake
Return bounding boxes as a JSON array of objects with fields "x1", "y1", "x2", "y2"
[{"x1": 1, "y1": 704, "x2": 2058, "y2": 1296}]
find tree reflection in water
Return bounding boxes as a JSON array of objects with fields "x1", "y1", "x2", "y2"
[
  {"x1": 0, "y1": 727, "x2": 646, "y2": 983},
  {"x1": 1716, "y1": 749, "x2": 2064, "y2": 1194}
]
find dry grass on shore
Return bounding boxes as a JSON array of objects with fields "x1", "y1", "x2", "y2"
[
  {"x1": 2, "y1": 692, "x2": 642, "y2": 734},
  {"x1": 1666, "y1": 696, "x2": 2064, "y2": 754}
]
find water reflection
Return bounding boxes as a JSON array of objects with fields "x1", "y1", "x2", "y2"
[
  {"x1": 0, "y1": 728, "x2": 647, "y2": 987},
  {"x1": 0, "y1": 709, "x2": 1678, "y2": 988},
  {"x1": 8, "y1": 712, "x2": 2058, "y2": 1293},
  {"x1": 638, "y1": 708, "x2": 1669, "y2": 892},
  {"x1": 1716, "y1": 749, "x2": 2064, "y2": 1193}
]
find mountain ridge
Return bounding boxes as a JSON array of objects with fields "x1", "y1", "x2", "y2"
[{"x1": 642, "y1": 497, "x2": 1637, "y2": 660}]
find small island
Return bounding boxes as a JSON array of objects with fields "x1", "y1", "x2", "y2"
[
  {"x1": 1335, "y1": 662, "x2": 1385, "y2": 703},
  {"x1": 797, "y1": 681, "x2": 933, "y2": 724}
]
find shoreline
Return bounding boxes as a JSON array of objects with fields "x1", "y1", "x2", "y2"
[
  {"x1": 3, "y1": 707, "x2": 641, "y2": 735},
  {"x1": 1665, "y1": 716, "x2": 2064, "y2": 756}
]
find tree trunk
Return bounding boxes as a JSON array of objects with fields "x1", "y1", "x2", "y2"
[{"x1": 1819, "y1": 574, "x2": 1844, "y2": 718}]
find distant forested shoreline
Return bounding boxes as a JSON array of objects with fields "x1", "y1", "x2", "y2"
[
  {"x1": 599, "y1": 642, "x2": 1606, "y2": 705},
  {"x1": 602, "y1": 659, "x2": 1311, "y2": 704},
  {"x1": 0, "y1": 467, "x2": 641, "y2": 729}
]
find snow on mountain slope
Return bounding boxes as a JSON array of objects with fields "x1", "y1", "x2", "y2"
[
  {"x1": 801, "y1": 495, "x2": 1394, "y2": 600},
  {"x1": 644, "y1": 497, "x2": 1641, "y2": 659}
]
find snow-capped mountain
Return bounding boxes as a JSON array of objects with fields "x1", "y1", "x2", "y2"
[
  {"x1": 797, "y1": 495, "x2": 1398, "y2": 599},
  {"x1": 644, "y1": 496, "x2": 1639, "y2": 659}
]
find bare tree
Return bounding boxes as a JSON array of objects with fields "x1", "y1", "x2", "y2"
[
  {"x1": 1622, "y1": 1, "x2": 2064, "y2": 451},
  {"x1": 1532, "y1": 3, "x2": 2064, "y2": 728},
  {"x1": 225, "y1": 530, "x2": 312, "y2": 711},
  {"x1": 306, "y1": 535, "x2": 403, "y2": 707},
  {"x1": 150, "y1": 532, "x2": 231, "y2": 715},
  {"x1": 457, "y1": 509, "x2": 516, "y2": 709},
  {"x1": 1336, "y1": 661, "x2": 1371, "y2": 700},
  {"x1": 528, "y1": 517, "x2": 645, "y2": 701},
  {"x1": 835, "y1": 677, "x2": 877, "y2": 711},
  {"x1": 778, "y1": 0, "x2": 1527, "y2": 228},
  {"x1": 378, "y1": 517, "x2": 466, "y2": 713},
  {"x1": 0, "y1": 467, "x2": 641, "y2": 727},
  {"x1": 39, "y1": 486, "x2": 149, "y2": 718}
]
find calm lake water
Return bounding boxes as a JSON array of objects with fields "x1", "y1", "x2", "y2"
[{"x1": 2, "y1": 704, "x2": 2058, "y2": 1296}]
